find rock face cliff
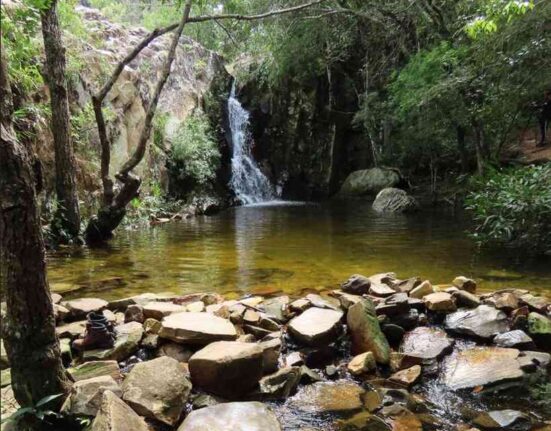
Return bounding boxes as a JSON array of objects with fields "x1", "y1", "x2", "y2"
[
  {"x1": 28, "y1": 6, "x2": 232, "y2": 208},
  {"x1": 237, "y1": 70, "x2": 371, "y2": 200}
]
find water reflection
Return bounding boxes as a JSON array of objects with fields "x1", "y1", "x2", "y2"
[{"x1": 46, "y1": 201, "x2": 551, "y2": 300}]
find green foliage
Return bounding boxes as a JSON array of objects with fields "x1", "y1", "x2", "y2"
[
  {"x1": 531, "y1": 383, "x2": 551, "y2": 413},
  {"x1": 465, "y1": 165, "x2": 551, "y2": 254},
  {"x1": 1, "y1": 1, "x2": 43, "y2": 93},
  {"x1": 169, "y1": 110, "x2": 221, "y2": 191},
  {"x1": 465, "y1": 0, "x2": 534, "y2": 38}
]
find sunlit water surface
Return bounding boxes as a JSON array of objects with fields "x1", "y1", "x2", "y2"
[{"x1": 47, "y1": 201, "x2": 551, "y2": 300}]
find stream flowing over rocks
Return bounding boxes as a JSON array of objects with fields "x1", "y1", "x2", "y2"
[{"x1": 1, "y1": 274, "x2": 550, "y2": 430}]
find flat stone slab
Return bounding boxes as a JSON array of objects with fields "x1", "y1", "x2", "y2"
[
  {"x1": 143, "y1": 302, "x2": 186, "y2": 320},
  {"x1": 288, "y1": 307, "x2": 343, "y2": 346},
  {"x1": 56, "y1": 320, "x2": 87, "y2": 339},
  {"x1": 177, "y1": 402, "x2": 281, "y2": 431},
  {"x1": 400, "y1": 327, "x2": 453, "y2": 360},
  {"x1": 189, "y1": 341, "x2": 263, "y2": 399},
  {"x1": 442, "y1": 347, "x2": 524, "y2": 390},
  {"x1": 159, "y1": 312, "x2": 237, "y2": 344},
  {"x1": 287, "y1": 381, "x2": 364, "y2": 414},
  {"x1": 445, "y1": 305, "x2": 509, "y2": 339},
  {"x1": 493, "y1": 330, "x2": 533, "y2": 348},
  {"x1": 62, "y1": 298, "x2": 108, "y2": 319}
]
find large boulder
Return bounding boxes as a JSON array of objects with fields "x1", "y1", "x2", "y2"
[
  {"x1": 287, "y1": 307, "x2": 343, "y2": 346},
  {"x1": 400, "y1": 327, "x2": 453, "y2": 360},
  {"x1": 177, "y1": 402, "x2": 281, "y2": 431},
  {"x1": 339, "y1": 168, "x2": 402, "y2": 196},
  {"x1": 347, "y1": 299, "x2": 390, "y2": 363},
  {"x1": 442, "y1": 347, "x2": 524, "y2": 390},
  {"x1": 445, "y1": 305, "x2": 509, "y2": 339},
  {"x1": 189, "y1": 341, "x2": 263, "y2": 399},
  {"x1": 61, "y1": 376, "x2": 122, "y2": 416},
  {"x1": 122, "y1": 356, "x2": 191, "y2": 426},
  {"x1": 159, "y1": 312, "x2": 237, "y2": 344},
  {"x1": 372, "y1": 188, "x2": 418, "y2": 213},
  {"x1": 91, "y1": 390, "x2": 149, "y2": 431}
]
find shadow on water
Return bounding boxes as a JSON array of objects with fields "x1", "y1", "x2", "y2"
[{"x1": 46, "y1": 200, "x2": 551, "y2": 300}]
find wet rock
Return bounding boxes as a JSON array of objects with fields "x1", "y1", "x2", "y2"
[
  {"x1": 190, "y1": 393, "x2": 223, "y2": 409},
  {"x1": 486, "y1": 292, "x2": 519, "y2": 311},
  {"x1": 141, "y1": 333, "x2": 159, "y2": 349},
  {"x1": 262, "y1": 296, "x2": 290, "y2": 321},
  {"x1": 303, "y1": 346, "x2": 338, "y2": 368},
  {"x1": 159, "y1": 312, "x2": 237, "y2": 344},
  {"x1": 369, "y1": 280, "x2": 398, "y2": 297},
  {"x1": 325, "y1": 364, "x2": 339, "y2": 379},
  {"x1": 493, "y1": 330, "x2": 534, "y2": 349},
  {"x1": 186, "y1": 301, "x2": 205, "y2": 312},
  {"x1": 395, "y1": 277, "x2": 422, "y2": 294},
  {"x1": 400, "y1": 327, "x2": 453, "y2": 360},
  {"x1": 305, "y1": 293, "x2": 340, "y2": 310},
  {"x1": 288, "y1": 381, "x2": 365, "y2": 414},
  {"x1": 424, "y1": 292, "x2": 456, "y2": 312},
  {"x1": 519, "y1": 294, "x2": 548, "y2": 313},
  {"x1": 334, "y1": 291, "x2": 363, "y2": 310},
  {"x1": 286, "y1": 351, "x2": 304, "y2": 367},
  {"x1": 382, "y1": 324, "x2": 406, "y2": 344},
  {"x1": 339, "y1": 167, "x2": 402, "y2": 196},
  {"x1": 142, "y1": 301, "x2": 186, "y2": 320},
  {"x1": 143, "y1": 319, "x2": 160, "y2": 335},
  {"x1": 443, "y1": 347, "x2": 524, "y2": 390},
  {"x1": 452, "y1": 276, "x2": 477, "y2": 293},
  {"x1": 288, "y1": 307, "x2": 343, "y2": 346},
  {"x1": 409, "y1": 281, "x2": 434, "y2": 299},
  {"x1": 341, "y1": 274, "x2": 371, "y2": 295},
  {"x1": 389, "y1": 308, "x2": 420, "y2": 331},
  {"x1": 363, "y1": 390, "x2": 383, "y2": 412},
  {"x1": 189, "y1": 341, "x2": 263, "y2": 399},
  {"x1": 177, "y1": 402, "x2": 281, "y2": 431},
  {"x1": 347, "y1": 299, "x2": 390, "y2": 363},
  {"x1": 259, "y1": 337, "x2": 281, "y2": 373},
  {"x1": 83, "y1": 321, "x2": 143, "y2": 362},
  {"x1": 122, "y1": 356, "x2": 191, "y2": 426},
  {"x1": 300, "y1": 365, "x2": 324, "y2": 383},
  {"x1": 68, "y1": 360, "x2": 121, "y2": 383},
  {"x1": 290, "y1": 298, "x2": 311, "y2": 312},
  {"x1": 61, "y1": 375, "x2": 122, "y2": 416},
  {"x1": 244, "y1": 324, "x2": 272, "y2": 339},
  {"x1": 56, "y1": 320, "x2": 87, "y2": 339},
  {"x1": 518, "y1": 351, "x2": 551, "y2": 370},
  {"x1": 453, "y1": 290, "x2": 481, "y2": 308},
  {"x1": 156, "y1": 343, "x2": 191, "y2": 362},
  {"x1": 62, "y1": 298, "x2": 108, "y2": 319},
  {"x1": 256, "y1": 367, "x2": 301, "y2": 399},
  {"x1": 527, "y1": 312, "x2": 551, "y2": 345},
  {"x1": 124, "y1": 305, "x2": 144, "y2": 323},
  {"x1": 347, "y1": 352, "x2": 376, "y2": 376},
  {"x1": 91, "y1": 390, "x2": 148, "y2": 431},
  {"x1": 389, "y1": 352, "x2": 423, "y2": 372},
  {"x1": 445, "y1": 305, "x2": 509, "y2": 339},
  {"x1": 372, "y1": 187, "x2": 419, "y2": 213},
  {"x1": 337, "y1": 412, "x2": 391, "y2": 431},
  {"x1": 259, "y1": 315, "x2": 280, "y2": 331},
  {"x1": 376, "y1": 293, "x2": 409, "y2": 316},
  {"x1": 472, "y1": 410, "x2": 530, "y2": 430},
  {"x1": 389, "y1": 365, "x2": 421, "y2": 387}
]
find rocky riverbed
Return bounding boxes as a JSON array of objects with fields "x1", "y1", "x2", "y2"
[{"x1": 1, "y1": 273, "x2": 550, "y2": 430}]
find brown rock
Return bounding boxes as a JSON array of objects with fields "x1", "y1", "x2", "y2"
[
  {"x1": 159, "y1": 312, "x2": 237, "y2": 344},
  {"x1": 452, "y1": 276, "x2": 477, "y2": 293},
  {"x1": 347, "y1": 352, "x2": 376, "y2": 376},
  {"x1": 389, "y1": 365, "x2": 421, "y2": 387},
  {"x1": 91, "y1": 390, "x2": 148, "y2": 431},
  {"x1": 424, "y1": 292, "x2": 456, "y2": 312},
  {"x1": 288, "y1": 307, "x2": 343, "y2": 347}
]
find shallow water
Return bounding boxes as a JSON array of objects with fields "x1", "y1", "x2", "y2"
[{"x1": 47, "y1": 201, "x2": 551, "y2": 300}]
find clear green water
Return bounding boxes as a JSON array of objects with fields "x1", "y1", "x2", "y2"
[{"x1": 47, "y1": 201, "x2": 551, "y2": 300}]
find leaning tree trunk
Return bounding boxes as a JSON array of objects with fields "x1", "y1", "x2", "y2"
[
  {"x1": 85, "y1": 0, "x2": 193, "y2": 242},
  {"x1": 41, "y1": 0, "x2": 81, "y2": 241},
  {"x1": 0, "y1": 42, "x2": 70, "y2": 420}
]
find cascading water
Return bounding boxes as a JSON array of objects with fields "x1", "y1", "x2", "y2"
[{"x1": 228, "y1": 81, "x2": 275, "y2": 204}]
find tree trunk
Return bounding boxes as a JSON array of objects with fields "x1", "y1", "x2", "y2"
[
  {"x1": 455, "y1": 124, "x2": 468, "y2": 172},
  {"x1": 472, "y1": 120, "x2": 488, "y2": 175},
  {"x1": 41, "y1": 0, "x2": 81, "y2": 241},
  {"x1": 0, "y1": 42, "x2": 70, "y2": 421},
  {"x1": 85, "y1": 0, "x2": 193, "y2": 243}
]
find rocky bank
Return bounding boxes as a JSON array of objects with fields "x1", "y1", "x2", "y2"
[{"x1": 1, "y1": 274, "x2": 550, "y2": 430}]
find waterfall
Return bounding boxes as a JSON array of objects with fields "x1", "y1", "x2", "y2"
[{"x1": 228, "y1": 82, "x2": 275, "y2": 204}]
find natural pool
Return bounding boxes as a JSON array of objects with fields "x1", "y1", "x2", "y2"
[{"x1": 47, "y1": 201, "x2": 551, "y2": 300}]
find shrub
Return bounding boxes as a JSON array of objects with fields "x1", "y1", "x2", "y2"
[
  {"x1": 167, "y1": 111, "x2": 221, "y2": 197},
  {"x1": 465, "y1": 164, "x2": 551, "y2": 254}
]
